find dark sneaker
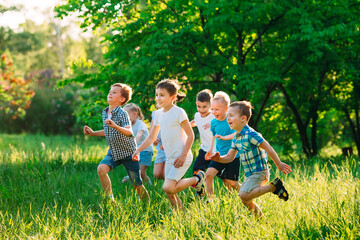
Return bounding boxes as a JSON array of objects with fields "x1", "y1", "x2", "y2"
[
  {"x1": 196, "y1": 184, "x2": 205, "y2": 198},
  {"x1": 193, "y1": 170, "x2": 205, "y2": 192},
  {"x1": 270, "y1": 177, "x2": 289, "y2": 201}
]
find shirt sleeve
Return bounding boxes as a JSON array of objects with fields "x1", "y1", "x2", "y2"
[
  {"x1": 120, "y1": 111, "x2": 131, "y2": 128},
  {"x1": 210, "y1": 119, "x2": 216, "y2": 136},
  {"x1": 153, "y1": 111, "x2": 160, "y2": 126},
  {"x1": 249, "y1": 131, "x2": 264, "y2": 146},
  {"x1": 178, "y1": 107, "x2": 189, "y2": 124},
  {"x1": 231, "y1": 137, "x2": 238, "y2": 151},
  {"x1": 139, "y1": 120, "x2": 148, "y2": 132}
]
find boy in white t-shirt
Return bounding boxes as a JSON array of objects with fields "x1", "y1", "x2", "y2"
[{"x1": 190, "y1": 89, "x2": 215, "y2": 197}]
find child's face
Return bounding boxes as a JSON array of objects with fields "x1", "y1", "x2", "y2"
[
  {"x1": 124, "y1": 109, "x2": 137, "y2": 124},
  {"x1": 227, "y1": 106, "x2": 247, "y2": 131},
  {"x1": 107, "y1": 86, "x2": 124, "y2": 106},
  {"x1": 211, "y1": 99, "x2": 228, "y2": 121},
  {"x1": 196, "y1": 101, "x2": 211, "y2": 117},
  {"x1": 155, "y1": 88, "x2": 176, "y2": 109}
]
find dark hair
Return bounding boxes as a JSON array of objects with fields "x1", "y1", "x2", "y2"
[
  {"x1": 197, "y1": 89, "x2": 213, "y2": 103},
  {"x1": 111, "y1": 83, "x2": 132, "y2": 106},
  {"x1": 123, "y1": 103, "x2": 144, "y2": 120},
  {"x1": 156, "y1": 79, "x2": 186, "y2": 102},
  {"x1": 229, "y1": 101, "x2": 253, "y2": 120}
]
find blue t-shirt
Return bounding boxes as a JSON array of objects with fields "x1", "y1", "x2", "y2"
[{"x1": 210, "y1": 118, "x2": 239, "y2": 157}]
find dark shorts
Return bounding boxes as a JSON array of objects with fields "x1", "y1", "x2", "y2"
[
  {"x1": 208, "y1": 157, "x2": 240, "y2": 181},
  {"x1": 99, "y1": 149, "x2": 142, "y2": 186},
  {"x1": 192, "y1": 149, "x2": 211, "y2": 173}
]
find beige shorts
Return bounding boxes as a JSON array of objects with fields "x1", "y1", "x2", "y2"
[
  {"x1": 165, "y1": 158, "x2": 192, "y2": 182},
  {"x1": 239, "y1": 170, "x2": 270, "y2": 193}
]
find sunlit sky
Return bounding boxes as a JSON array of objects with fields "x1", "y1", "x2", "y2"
[{"x1": 0, "y1": 0, "x2": 89, "y2": 39}]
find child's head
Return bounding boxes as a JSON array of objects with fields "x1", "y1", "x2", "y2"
[
  {"x1": 196, "y1": 89, "x2": 213, "y2": 117},
  {"x1": 211, "y1": 91, "x2": 230, "y2": 121},
  {"x1": 226, "y1": 101, "x2": 253, "y2": 130},
  {"x1": 155, "y1": 79, "x2": 186, "y2": 108},
  {"x1": 108, "y1": 83, "x2": 132, "y2": 106},
  {"x1": 124, "y1": 103, "x2": 144, "y2": 123}
]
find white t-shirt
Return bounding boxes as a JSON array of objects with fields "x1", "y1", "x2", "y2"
[
  {"x1": 194, "y1": 112, "x2": 215, "y2": 152},
  {"x1": 153, "y1": 105, "x2": 193, "y2": 163}
]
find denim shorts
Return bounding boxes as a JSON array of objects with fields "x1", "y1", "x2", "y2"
[
  {"x1": 154, "y1": 149, "x2": 166, "y2": 164},
  {"x1": 99, "y1": 149, "x2": 142, "y2": 186},
  {"x1": 140, "y1": 151, "x2": 153, "y2": 167}
]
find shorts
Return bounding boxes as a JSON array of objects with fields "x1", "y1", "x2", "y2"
[
  {"x1": 99, "y1": 149, "x2": 142, "y2": 186},
  {"x1": 208, "y1": 157, "x2": 240, "y2": 181},
  {"x1": 140, "y1": 151, "x2": 153, "y2": 167},
  {"x1": 192, "y1": 149, "x2": 211, "y2": 173},
  {"x1": 240, "y1": 170, "x2": 270, "y2": 193},
  {"x1": 154, "y1": 149, "x2": 166, "y2": 164},
  {"x1": 165, "y1": 157, "x2": 192, "y2": 182}
]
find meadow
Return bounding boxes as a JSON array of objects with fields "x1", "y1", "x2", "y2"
[{"x1": 0, "y1": 134, "x2": 359, "y2": 239}]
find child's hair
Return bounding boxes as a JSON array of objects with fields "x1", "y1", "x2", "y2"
[
  {"x1": 230, "y1": 101, "x2": 253, "y2": 120},
  {"x1": 156, "y1": 79, "x2": 186, "y2": 102},
  {"x1": 197, "y1": 89, "x2": 213, "y2": 103},
  {"x1": 123, "y1": 103, "x2": 144, "y2": 120},
  {"x1": 111, "y1": 83, "x2": 132, "y2": 105},
  {"x1": 212, "y1": 91, "x2": 230, "y2": 106}
]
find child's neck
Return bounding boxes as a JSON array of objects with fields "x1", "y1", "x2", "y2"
[
  {"x1": 217, "y1": 114, "x2": 226, "y2": 121},
  {"x1": 201, "y1": 112, "x2": 211, "y2": 118},
  {"x1": 131, "y1": 118, "x2": 138, "y2": 126},
  {"x1": 163, "y1": 103, "x2": 174, "y2": 112}
]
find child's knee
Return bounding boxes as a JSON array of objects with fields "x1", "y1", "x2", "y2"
[
  {"x1": 239, "y1": 192, "x2": 251, "y2": 202},
  {"x1": 97, "y1": 164, "x2": 109, "y2": 176},
  {"x1": 162, "y1": 185, "x2": 175, "y2": 194}
]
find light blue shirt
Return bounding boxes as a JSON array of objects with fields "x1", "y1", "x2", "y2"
[{"x1": 210, "y1": 118, "x2": 239, "y2": 157}]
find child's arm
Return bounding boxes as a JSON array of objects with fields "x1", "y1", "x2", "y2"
[
  {"x1": 204, "y1": 135, "x2": 217, "y2": 160},
  {"x1": 209, "y1": 149, "x2": 237, "y2": 163},
  {"x1": 259, "y1": 140, "x2": 292, "y2": 174},
  {"x1": 135, "y1": 130, "x2": 144, "y2": 143},
  {"x1": 215, "y1": 132, "x2": 236, "y2": 141},
  {"x1": 133, "y1": 125, "x2": 160, "y2": 160},
  {"x1": 174, "y1": 120, "x2": 194, "y2": 168},
  {"x1": 83, "y1": 126, "x2": 105, "y2": 137},
  {"x1": 190, "y1": 119, "x2": 196, "y2": 128},
  {"x1": 104, "y1": 119, "x2": 133, "y2": 136}
]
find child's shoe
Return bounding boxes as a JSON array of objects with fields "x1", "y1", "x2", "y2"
[
  {"x1": 196, "y1": 184, "x2": 205, "y2": 198},
  {"x1": 270, "y1": 177, "x2": 289, "y2": 201},
  {"x1": 122, "y1": 175, "x2": 129, "y2": 183},
  {"x1": 193, "y1": 170, "x2": 205, "y2": 192}
]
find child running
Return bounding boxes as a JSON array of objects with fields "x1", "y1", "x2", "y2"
[
  {"x1": 123, "y1": 103, "x2": 154, "y2": 186},
  {"x1": 133, "y1": 79, "x2": 205, "y2": 210},
  {"x1": 190, "y1": 89, "x2": 215, "y2": 197},
  {"x1": 209, "y1": 101, "x2": 291, "y2": 218},
  {"x1": 84, "y1": 83, "x2": 149, "y2": 203},
  {"x1": 204, "y1": 91, "x2": 241, "y2": 199}
]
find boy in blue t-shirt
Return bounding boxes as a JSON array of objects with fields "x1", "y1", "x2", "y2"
[
  {"x1": 210, "y1": 101, "x2": 291, "y2": 218},
  {"x1": 204, "y1": 91, "x2": 241, "y2": 199}
]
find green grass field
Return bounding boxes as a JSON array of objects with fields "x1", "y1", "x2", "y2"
[{"x1": 0, "y1": 134, "x2": 359, "y2": 239}]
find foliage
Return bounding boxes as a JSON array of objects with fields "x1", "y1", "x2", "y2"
[
  {"x1": 0, "y1": 134, "x2": 359, "y2": 239},
  {"x1": 0, "y1": 54, "x2": 35, "y2": 119}
]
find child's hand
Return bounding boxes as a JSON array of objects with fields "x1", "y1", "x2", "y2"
[
  {"x1": 104, "y1": 119, "x2": 117, "y2": 128},
  {"x1": 205, "y1": 151, "x2": 214, "y2": 161},
  {"x1": 215, "y1": 134, "x2": 225, "y2": 140},
  {"x1": 203, "y1": 123, "x2": 210, "y2": 130},
  {"x1": 174, "y1": 155, "x2": 185, "y2": 168},
  {"x1": 153, "y1": 138, "x2": 160, "y2": 146},
  {"x1": 277, "y1": 162, "x2": 292, "y2": 174},
  {"x1": 132, "y1": 151, "x2": 140, "y2": 161},
  {"x1": 83, "y1": 125, "x2": 94, "y2": 136},
  {"x1": 209, "y1": 152, "x2": 220, "y2": 161}
]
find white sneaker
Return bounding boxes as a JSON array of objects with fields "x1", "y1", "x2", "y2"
[
  {"x1": 122, "y1": 176, "x2": 129, "y2": 183},
  {"x1": 193, "y1": 170, "x2": 205, "y2": 192}
]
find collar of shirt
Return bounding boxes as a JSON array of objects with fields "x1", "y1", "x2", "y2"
[
  {"x1": 104, "y1": 106, "x2": 122, "y2": 115},
  {"x1": 235, "y1": 124, "x2": 250, "y2": 138}
]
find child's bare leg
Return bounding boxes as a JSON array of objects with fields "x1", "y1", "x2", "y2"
[
  {"x1": 134, "y1": 185, "x2": 150, "y2": 203},
  {"x1": 222, "y1": 179, "x2": 240, "y2": 193},
  {"x1": 242, "y1": 199, "x2": 263, "y2": 217},
  {"x1": 153, "y1": 162, "x2": 165, "y2": 179},
  {"x1": 162, "y1": 178, "x2": 197, "y2": 194},
  {"x1": 97, "y1": 164, "x2": 112, "y2": 195},
  {"x1": 205, "y1": 167, "x2": 218, "y2": 199},
  {"x1": 239, "y1": 184, "x2": 275, "y2": 217},
  {"x1": 166, "y1": 192, "x2": 183, "y2": 210},
  {"x1": 140, "y1": 165, "x2": 150, "y2": 182}
]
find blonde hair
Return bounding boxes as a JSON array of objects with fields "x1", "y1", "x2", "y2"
[
  {"x1": 123, "y1": 103, "x2": 144, "y2": 120},
  {"x1": 111, "y1": 83, "x2": 132, "y2": 106},
  {"x1": 212, "y1": 91, "x2": 230, "y2": 106}
]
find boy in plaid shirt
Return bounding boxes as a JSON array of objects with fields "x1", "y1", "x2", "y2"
[
  {"x1": 209, "y1": 101, "x2": 291, "y2": 218},
  {"x1": 84, "y1": 83, "x2": 149, "y2": 203}
]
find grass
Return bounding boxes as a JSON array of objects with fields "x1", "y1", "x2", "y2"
[{"x1": 0, "y1": 134, "x2": 359, "y2": 239}]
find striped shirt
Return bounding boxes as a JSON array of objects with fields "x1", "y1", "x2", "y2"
[
  {"x1": 102, "y1": 106, "x2": 137, "y2": 161},
  {"x1": 231, "y1": 125, "x2": 268, "y2": 177}
]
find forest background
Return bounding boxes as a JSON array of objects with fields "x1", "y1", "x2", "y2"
[{"x1": 1, "y1": 0, "x2": 360, "y2": 158}]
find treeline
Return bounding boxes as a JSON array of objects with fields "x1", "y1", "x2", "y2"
[{"x1": 55, "y1": 0, "x2": 360, "y2": 157}]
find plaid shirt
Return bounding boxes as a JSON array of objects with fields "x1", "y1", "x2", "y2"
[
  {"x1": 231, "y1": 125, "x2": 268, "y2": 177},
  {"x1": 102, "y1": 106, "x2": 137, "y2": 161}
]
